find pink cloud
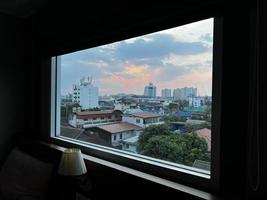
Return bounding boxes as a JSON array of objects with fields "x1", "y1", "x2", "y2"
[{"x1": 96, "y1": 65, "x2": 212, "y2": 96}]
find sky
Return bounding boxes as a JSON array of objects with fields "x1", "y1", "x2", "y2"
[{"x1": 61, "y1": 18, "x2": 213, "y2": 96}]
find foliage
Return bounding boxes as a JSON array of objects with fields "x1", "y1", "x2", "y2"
[
  {"x1": 173, "y1": 100, "x2": 189, "y2": 110},
  {"x1": 185, "y1": 122, "x2": 211, "y2": 132},
  {"x1": 137, "y1": 124, "x2": 171, "y2": 152},
  {"x1": 164, "y1": 115, "x2": 187, "y2": 122},
  {"x1": 137, "y1": 125, "x2": 210, "y2": 166}
]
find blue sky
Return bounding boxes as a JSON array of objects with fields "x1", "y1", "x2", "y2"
[{"x1": 61, "y1": 18, "x2": 213, "y2": 96}]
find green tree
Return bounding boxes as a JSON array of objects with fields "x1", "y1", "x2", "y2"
[
  {"x1": 137, "y1": 125, "x2": 210, "y2": 166},
  {"x1": 137, "y1": 124, "x2": 171, "y2": 153},
  {"x1": 142, "y1": 135, "x2": 183, "y2": 163},
  {"x1": 164, "y1": 115, "x2": 187, "y2": 122},
  {"x1": 167, "y1": 103, "x2": 179, "y2": 114},
  {"x1": 175, "y1": 100, "x2": 189, "y2": 110}
]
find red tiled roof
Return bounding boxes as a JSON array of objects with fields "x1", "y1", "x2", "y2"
[
  {"x1": 97, "y1": 122, "x2": 143, "y2": 134},
  {"x1": 195, "y1": 128, "x2": 211, "y2": 151},
  {"x1": 129, "y1": 112, "x2": 161, "y2": 118}
]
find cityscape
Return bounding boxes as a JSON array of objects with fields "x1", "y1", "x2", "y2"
[
  {"x1": 61, "y1": 77, "x2": 212, "y2": 171},
  {"x1": 60, "y1": 18, "x2": 213, "y2": 171}
]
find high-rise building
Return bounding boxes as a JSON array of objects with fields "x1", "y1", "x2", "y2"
[
  {"x1": 72, "y1": 76, "x2": 99, "y2": 109},
  {"x1": 161, "y1": 88, "x2": 172, "y2": 98},
  {"x1": 144, "y1": 83, "x2": 156, "y2": 97},
  {"x1": 173, "y1": 87, "x2": 197, "y2": 100}
]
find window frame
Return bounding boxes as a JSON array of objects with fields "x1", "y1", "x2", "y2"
[{"x1": 49, "y1": 17, "x2": 223, "y2": 193}]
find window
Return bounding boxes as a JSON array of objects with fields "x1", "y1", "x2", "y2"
[{"x1": 51, "y1": 17, "x2": 221, "y2": 188}]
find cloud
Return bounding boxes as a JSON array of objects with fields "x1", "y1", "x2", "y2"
[
  {"x1": 124, "y1": 65, "x2": 149, "y2": 76},
  {"x1": 160, "y1": 18, "x2": 214, "y2": 43},
  {"x1": 115, "y1": 34, "x2": 209, "y2": 60},
  {"x1": 162, "y1": 51, "x2": 212, "y2": 67},
  {"x1": 60, "y1": 18, "x2": 214, "y2": 96}
]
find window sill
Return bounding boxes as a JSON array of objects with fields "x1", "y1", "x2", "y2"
[{"x1": 41, "y1": 141, "x2": 219, "y2": 200}]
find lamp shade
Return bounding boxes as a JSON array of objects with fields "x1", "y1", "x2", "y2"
[{"x1": 58, "y1": 148, "x2": 87, "y2": 176}]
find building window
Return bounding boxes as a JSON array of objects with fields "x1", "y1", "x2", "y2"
[{"x1": 51, "y1": 17, "x2": 221, "y2": 187}]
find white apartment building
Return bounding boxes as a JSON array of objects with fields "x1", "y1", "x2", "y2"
[
  {"x1": 173, "y1": 87, "x2": 197, "y2": 100},
  {"x1": 122, "y1": 112, "x2": 163, "y2": 128},
  {"x1": 144, "y1": 83, "x2": 156, "y2": 97},
  {"x1": 188, "y1": 96, "x2": 205, "y2": 108},
  {"x1": 69, "y1": 110, "x2": 122, "y2": 128},
  {"x1": 72, "y1": 76, "x2": 99, "y2": 109},
  {"x1": 161, "y1": 88, "x2": 172, "y2": 98}
]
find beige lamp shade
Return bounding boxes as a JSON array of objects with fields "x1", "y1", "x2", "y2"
[{"x1": 58, "y1": 148, "x2": 87, "y2": 176}]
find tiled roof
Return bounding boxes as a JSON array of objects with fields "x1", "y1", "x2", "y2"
[
  {"x1": 129, "y1": 112, "x2": 161, "y2": 118},
  {"x1": 195, "y1": 128, "x2": 211, "y2": 151},
  {"x1": 97, "y1": 122, "x2": 142, "y2": 134}
]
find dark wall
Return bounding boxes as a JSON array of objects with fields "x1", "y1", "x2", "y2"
[
  {"x1": 25, "y1": 1, "x2": 266, "y2": 199},
  {"x1": 0, "y1": 13, "x2": 28, "y2": 164}
]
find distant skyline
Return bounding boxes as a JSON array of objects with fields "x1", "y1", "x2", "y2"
[{"x1": 61, "y1": 18, "x2": 213, "y2": 96}]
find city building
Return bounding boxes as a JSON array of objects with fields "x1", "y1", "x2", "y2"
[
  {"x1": 139, "y1": 103, "x2": 164, "y2": 115},
  {"x1": 173, "y1": 87, "x2": 197, "y2": 100},
  {"x1": 69, "y1": 110, "x2": 123, "y2": 128},
  {"x1": 95, "y1": 122, "x2": 143, "y2": 147},
  {"x1": 161, "y1": 88, "x2": 172, "y2": 98},
  {"x1": 188, "y1": 96, "x2": 206, "y2": 108},
  {"x1": 121, "y1": 135, "x2": 139, "y2": 153},
  {"x1": 122, "y1": 112, "x2": 163, "y2": 128},
  {"x1": 72, "y1": 76, "x2": 99, "y2": 109},
  {"x1": 144, "y1": 83, "x2": 156, "y2": 97}
]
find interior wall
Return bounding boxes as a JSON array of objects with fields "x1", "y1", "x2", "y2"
[
  {"x1": 0, "y1": 13, "x2": 27, "y2": 164},
  {"x1": 30, "y1": 1, "x2": 266, "y2": 199}
]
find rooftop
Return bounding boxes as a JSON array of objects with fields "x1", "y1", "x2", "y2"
[
  {"x1": 129, "y1": 112, "x2": 161, "y2": 119},
  {"x1": 122, "y1": 135, "x2": 139, "y2": 144},
  {"x1": 76, "y1": 110, "x2": 114, "y2": 116},
  {"x1": 76, "y1": 110, "x2": 123, "y2": 116},
  {"x1": 97, "y1": 122, "x2": 143, "y2": 134},
  {"x1": 195, "y1": 128, "x2": 211, "y2": 151}
]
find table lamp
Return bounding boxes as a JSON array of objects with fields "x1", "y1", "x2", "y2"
[{"x1": 58, "y1": 148, "x2": 87, "y2": 176}]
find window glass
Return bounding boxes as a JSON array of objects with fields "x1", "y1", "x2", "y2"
[{"x1": 58, "y1": 18, "x2": 213, "y2": 173}]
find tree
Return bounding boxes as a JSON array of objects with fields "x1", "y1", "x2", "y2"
[
  {"x1": 167, "y1": 103, "x2": 179, "y2": 114},
  {"x1": 141, "y1": 135, "x2": 183, "y2": 163},
  {"x1": 175, "y1": 100, "x2": 189, "y2": 110},
  {"x1": 137, "y1": 124, "x2": 171, "y2": 153},
  {"x1": 163, "y1": 115, "x2": 187, "y2": 122},
  {"x1": 137, "y1": 125, "x2": 210, "y2": 166},
  {"x1": 185, "y1": 122, "x2": 211, "y2": 132}
]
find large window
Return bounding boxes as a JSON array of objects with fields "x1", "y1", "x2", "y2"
[{"x1": 51, "y1": 18, "x2": 217, "y2": 181}]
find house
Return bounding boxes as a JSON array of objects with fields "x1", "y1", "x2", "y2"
[
  {"x1": 69, "y1": 110, "x2": 122, "y2": 128},
  {"x1": 122, "y1": 112, "x2": 164, "y2": 128},
  {"x1": 95, "y1": 122, "x2": 143, "y2": 147},
  {"x1": 121, "y1": 135, "x2": 139, "y2": 153}
]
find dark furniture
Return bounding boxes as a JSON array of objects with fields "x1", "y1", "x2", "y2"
[{"x1": 0, "y1": 148, "x2": 54, "y2": 200}]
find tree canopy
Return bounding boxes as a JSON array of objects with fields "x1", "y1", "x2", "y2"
[{"x1": 137, "y1": 125, "x2": 210, "y2": 166}]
